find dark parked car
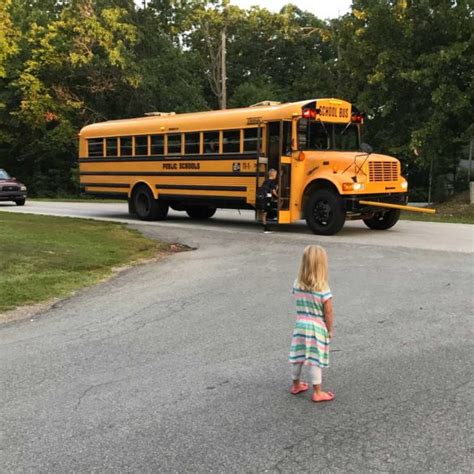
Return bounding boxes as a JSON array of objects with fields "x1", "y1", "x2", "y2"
[{"x1": 0, "y1": 169, "x2": 27, "y2": 206}]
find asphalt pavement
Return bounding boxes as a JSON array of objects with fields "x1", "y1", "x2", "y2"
[{"x1": 0, "y1": 201, "x2": 473, "y2": 472}]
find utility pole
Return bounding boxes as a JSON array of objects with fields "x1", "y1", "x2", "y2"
[{"x1": 221, "y1": 29, "x2": 227, "y2": 110}]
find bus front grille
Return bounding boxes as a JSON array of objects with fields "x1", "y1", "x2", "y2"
[{"x1": 368, "y1": 161, "x2": 398, "y2": 182}]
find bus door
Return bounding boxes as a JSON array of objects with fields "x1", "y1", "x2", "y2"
[
  {"x1": 279, "y1": 121, "x2": 292, "y2": 223},
  {"x1": 255, "y1": 124, "x2": 268, "y2": 218},
  {"x1": 265, "y1": 121, "x2": 292, "y2": 223}
]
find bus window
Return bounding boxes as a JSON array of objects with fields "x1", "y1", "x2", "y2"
[
  {"x1": 243, "y1": 128, "x2": 258, "y2": 152},
  {"x1": 223, "y1": 130, "x2": 240, "y2": 153},
  {"x1": 185, "y1": 133, "x2": 200, "y2": 155},
  {"x1": 282, "y1": 122, "x2": 292, "y2": 156},
  {"x1": 333, "y1": 124, "x2": 359, "y2": 151},
  {"x1": 106, "y1": 138, "x2": 117, "y2": 157},
  {"x1": 297, "y1": 120, "x2": 308, "y2": 150},
  {"x1": 298, "y1": 120, "x2": 359, "y2": 151},
  {"x1": 151, "y1": 135, "x2": 164, "y2": 155},
  {"x1": 203, "y1": 131, "x2": 219, "y2": 154},
  {"x1": 120, "y1": 136, "x2": 133, "y2": 156},
  {"x1": 135, "y1": 136, "x2": 148, "y2": 156},
  {"x1": 298, "y1": 120, "x2": 330, "y2": 150},
  {"x1": 167, "y1": 134, "x2": 182, "y2": 154},
  {"x1": 88, "y1": 138, "x2": 103, "y2": 157}
]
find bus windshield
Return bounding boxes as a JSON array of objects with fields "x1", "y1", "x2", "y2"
[{"x1": 298, "y1": 119, "x2": 360, "y2": 151}]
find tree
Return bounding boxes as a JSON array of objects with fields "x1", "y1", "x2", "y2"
[{"x1": 0, "y1": 0, "x2": 141, "y2": 195}]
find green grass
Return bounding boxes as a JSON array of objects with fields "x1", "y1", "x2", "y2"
[
  {"x1": 401, "y1": 192, "x2": 474, "y2": 224},
  {"x1": 0, "y1": 213, "x2": 164, "y2": 313}
]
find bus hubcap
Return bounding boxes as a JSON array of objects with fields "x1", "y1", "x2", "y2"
[
  {"x1": 313, "y1": 200, "x2": 332, "y2": 225},
  {"x1": 136, "y1": 193, "x2": 150, "y2": 214}
]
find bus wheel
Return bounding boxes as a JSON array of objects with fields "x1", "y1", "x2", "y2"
[
  {"x1": 185, "y1": 206, "x2": 217, "y2": 220},
  {"x1": 133, "y1": 185, "x2": 169, "y2": 221},
  {"x1": 305, "y1": 189, "x2": 346, "y2": 235},
  {"x1": 363, "y1": 209, "x2": 400, "y2": 230}
]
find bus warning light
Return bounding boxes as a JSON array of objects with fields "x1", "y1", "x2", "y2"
[
  {"x1": 302, "y1": 108, "x2": 317, "y2": 119},
  {"x1": 351, "y1": 113, "x2": 365, "y2": 124}
]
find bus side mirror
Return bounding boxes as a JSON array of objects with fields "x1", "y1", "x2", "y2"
[{"x1": 361, "y1": 143, "x2": 373, "y2": 154}]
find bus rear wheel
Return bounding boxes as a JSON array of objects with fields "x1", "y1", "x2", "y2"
[
  {"x1": 304, "y1": 189, "x2": 346, "y2": 235},
  {"x1": 133, "y1": 185, "x2": 169, "y2": 221},
  {"x1": 185, "y1": 206, "x2": 217, "y2": 220},
  {"x1": 363, "y1": 209, "x2": 400, "y2": 230}
]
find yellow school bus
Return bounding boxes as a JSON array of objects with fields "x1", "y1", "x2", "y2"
[{"x1": 79, "y1": 98, "x2": 413, "y2": 235}]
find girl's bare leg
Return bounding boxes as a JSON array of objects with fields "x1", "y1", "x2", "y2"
[{"x1": 310, "y1": 367, "x2": 334, "y2": 401}]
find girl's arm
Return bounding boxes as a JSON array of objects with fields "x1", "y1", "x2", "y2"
[{"x1": 323, "y1": 299, "x2": 334, "y2": 339}]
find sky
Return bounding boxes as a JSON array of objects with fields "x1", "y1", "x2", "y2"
[{"x1": 229, "y1": 0, "x2": 352, "y2": 19}]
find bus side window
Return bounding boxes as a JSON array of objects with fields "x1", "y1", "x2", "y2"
[
  {"x1": 297, "y1": 119, "x2": 308, "y2": 150},
  {"x1": 185, "y1": 133, "x2": 200, "y2": 155},
  {"x1": 135, "y1": 135, "x2": 148, "y2": 156},
  {"x1": 223, "y1": 130, "x2": 240, "y2": 153},
  {"x1": 203, "y1": 131, "x2": 219, "y2": 154},
  {"x1": 282, "y1": 122, "x2": 292, "y2": 156},
  {"x1": 88, "y1": 138, "x2": 103, "y2": 157},
  {"x1": 243, "y1": 128, "x2": 258, "y2": 152},
  {"x1": 151, "y1": 135, "x2": 164, "y2": 155},
  {"x1": 167, "y1": 134, "x2": 182, "y2": 154},
  {"x1": 106, "y1": 138, "x2": 117, "y2": 157},
  {"x1": 120, "y1": 136, "x2": 133, "y2": 156}
]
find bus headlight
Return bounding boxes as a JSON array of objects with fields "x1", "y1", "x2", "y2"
[
  {"x1": 343, "y1": 182, "x2": 365, "y2": 191},
  {"x1": 401, "y1": 181, "x2": 408, "y2": 189}
]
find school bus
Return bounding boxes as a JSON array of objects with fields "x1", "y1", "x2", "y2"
[{"x1": 79, "y1": 98, "x2": 429, "y2": 235}]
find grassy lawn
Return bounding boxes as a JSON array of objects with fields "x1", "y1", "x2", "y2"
[
  {"x1": 0, "y1": 213, "x2": 164, "y2": 313},
  {"x1": 402, "y1": 192, "x2": 474, "y2": 224}
]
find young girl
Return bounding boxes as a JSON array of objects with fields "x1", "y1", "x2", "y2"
[{"x1": 288, "y1": 245, "x2": 335, "y2": 402}]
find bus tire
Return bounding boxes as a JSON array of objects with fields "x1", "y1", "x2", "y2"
[
  {"x1": 363, "y1": 209, "x2": 400, "y2": 230},
  {"x1": 185, "y1": 206, "x2": 217, "y2": 220},
  {"x1": 304, "y1": 189, "x2": 346, "y2": 235},
  {"x1": 128, "y1": 198, "x2": 136, "y2": 215},
  {"x1": 133, "y1": 185, "x2": 168, "y2": 221}
]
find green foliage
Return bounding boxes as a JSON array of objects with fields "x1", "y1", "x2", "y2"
[{"x1": 0, "y1": 0, "x2": 472, "y2": 198}]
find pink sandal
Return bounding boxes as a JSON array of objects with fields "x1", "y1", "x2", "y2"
[
  {"x1": 290, "y1": 382, "x2": 309, "y2": 395},
  {"x1": 312, "y1": 391, "x2": 335, "y2": 403}
]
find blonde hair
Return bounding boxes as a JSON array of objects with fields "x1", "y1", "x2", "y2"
[{"x1": 295, "y1": 245, "x2": 329, "y2": 292}]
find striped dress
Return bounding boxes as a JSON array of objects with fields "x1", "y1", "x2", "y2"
[{"x1": 289, "y1": 285, "x2": 333, "y2": 368}]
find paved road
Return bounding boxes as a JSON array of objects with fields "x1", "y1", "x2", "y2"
[
  {"x1": 0, "y1": 200, "x2": 472, "y2": 252},
  {"x1": 1, "y1": 202, "x2": 473, "y2": 472}
]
